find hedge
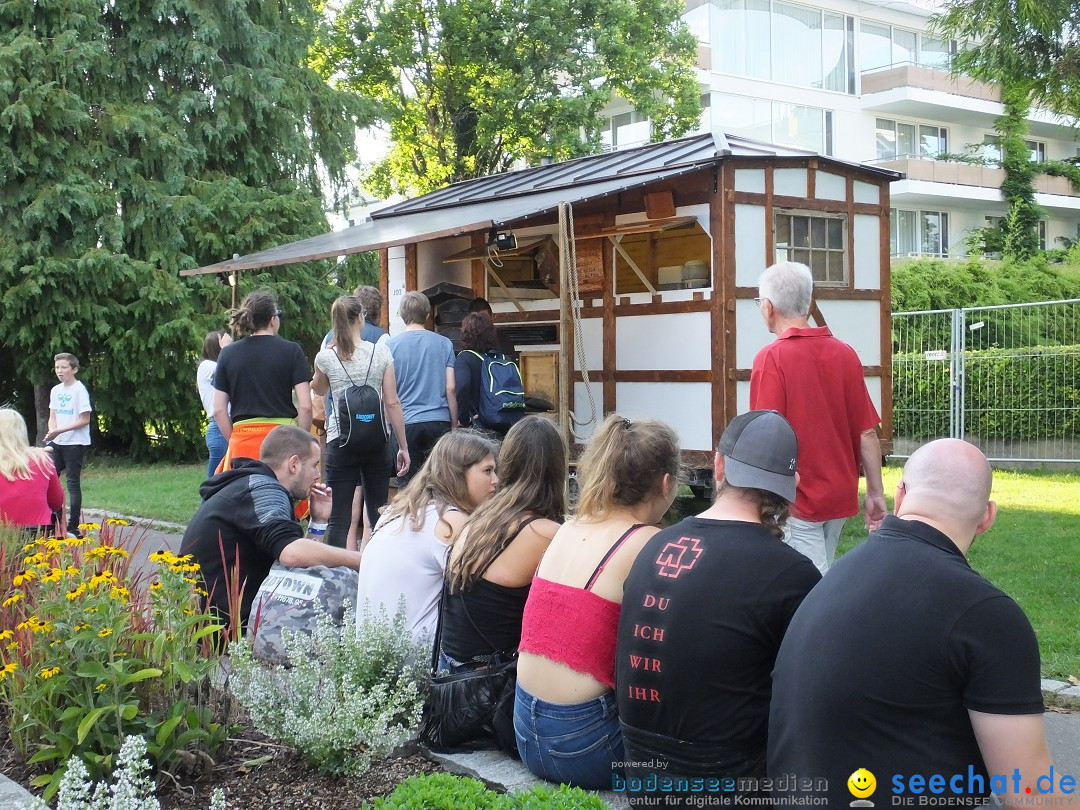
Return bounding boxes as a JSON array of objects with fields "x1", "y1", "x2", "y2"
[{"x1": 893, "y1": 345, "x2": 1080, "y2": 441}]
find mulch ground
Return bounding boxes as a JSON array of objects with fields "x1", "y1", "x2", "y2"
[{"x1": 1, "y1": 712, "x2": 444, "y2": 809}]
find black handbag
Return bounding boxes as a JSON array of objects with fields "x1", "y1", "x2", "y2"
[{"x1": 418, "y1": 577, "x2": 519, "y2": 752}]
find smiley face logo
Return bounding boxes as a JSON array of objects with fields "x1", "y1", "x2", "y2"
[{"x1": 848, "y1": 768, "x2": 877, "y2": 799}]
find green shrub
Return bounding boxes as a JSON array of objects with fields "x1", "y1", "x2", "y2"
[
  {"x1": 363, "y1": 773, "x2": 609, "y2": 809},
  {"x1": 0, "y1": 524, "x2": 229, "y2": 801},
  {"x1": 893, "y1": 346, "x2": 1080, "y2": 441},
  {"x1": 228, "y1": 601, "x2": 428, "y2": 776}
]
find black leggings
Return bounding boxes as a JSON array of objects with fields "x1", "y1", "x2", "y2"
[
  {"x1": 323, "y1": 441, "x2": 392, "y2": 548},
  {"x1": 50, "y1": 444, "x2": 85, "y2": 534}
]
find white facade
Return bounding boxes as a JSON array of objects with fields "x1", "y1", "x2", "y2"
[{"x1": 602, "y1": 0, "x2": 1080, "y2": 258}]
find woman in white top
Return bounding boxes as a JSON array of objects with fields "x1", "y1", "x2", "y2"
[
  {"x1": 356, "y1": 429, "x2": 499, "y2": 650},
  {"x1": 197, "y1": 330, "x2": 232, "y2": 479},
  {"x1": 313, "y1": 295, "x2": 410, "y2": 549}
]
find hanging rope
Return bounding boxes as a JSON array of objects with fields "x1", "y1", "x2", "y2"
[{"x1": 558, "y1": 202, "x2": 597, "y2": 438}]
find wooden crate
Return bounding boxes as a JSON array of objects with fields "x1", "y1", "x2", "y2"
[{"x1": 519, "y1": 350, "x2": 560, "y2": 415}]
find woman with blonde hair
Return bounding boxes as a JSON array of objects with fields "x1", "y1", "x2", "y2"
[
  {"x1": 356, "y1": 429, "x2": 500, "y2": 650},
  {"x1": 312, "y1": 295, "x2": 409, "y2": 549},
  {"x1": 0, "y1": 408, "x2": 64, "y2": 534},
  {"x1": 439, "y1": 416, "x2": 567, "y2": 673},
  {"x1": 514, "y1": 414, "x2": 681, "y2": 789}
]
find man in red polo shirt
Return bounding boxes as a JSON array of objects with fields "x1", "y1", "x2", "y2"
[{"x1": 750, "y1": 261, "x2": 885, "y2": 573}]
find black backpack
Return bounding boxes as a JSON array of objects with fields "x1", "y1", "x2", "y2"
[
  {"x1": 465, "y1": 349, "x2": 526, "y2": 428},
  {"x1": 333, "y1": 348, "x2": 388, "y2": 454}
]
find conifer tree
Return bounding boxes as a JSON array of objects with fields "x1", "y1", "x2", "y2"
[{"x1": 0, "y1": 0, "x2": 366, "y2": 457}]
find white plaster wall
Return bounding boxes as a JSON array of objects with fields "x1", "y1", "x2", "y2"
[
  {"x1": 577, "y1": 316, "x2": 604, "y2": 372},
  {"x1": 815, "y1": 171, "x2": 846, "y2": 201},
  {"x1": 613, "y1": 382, "x2": 714, "y2": 451},
  {"x1": 774, "y1": 168, "x2": 808, "y2": 198},
  {"x1": 853, "y1": 214, "x2": 883, "y2": 290},
  {"x1": 736, "y1": 298, "x2": 881, "y2": 368},
  {"x1": 735, "y1": 169, "x2": 766, "y2": 194},
  {"x1": 616, "y1": 312, "x2": 712, "y2": 371},
  {"x1": 387, "y1": 246, "x2": 407, "y2": 335},
  {"x1": 817, "y1": 299, "x2": 882, "y2": 364},
  {"x1": 734, "y1": 204, "x2": 767, "y2": 286}
]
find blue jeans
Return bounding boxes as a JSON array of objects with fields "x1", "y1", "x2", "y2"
[
  {"x1": 513, "y1": 682, "x2": 622, "y2": 790},
  {"x1": 205, "y1": 418, "x2": 228, "y2": 479}
]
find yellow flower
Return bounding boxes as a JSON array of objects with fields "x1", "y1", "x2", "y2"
[
  {"x1": 31, "y1": 622, "x2": 54, "y2": 635},
  {"x1": 13, "y1": 570, "x2": 35, "y2": 585},
  {"x1": 35, "y1": 563, "x2": 50, "y2": 571},
  {"x1": 0, "y1": 662, "x2": 17, "y2": 679},
  {"x1": 195, "y1": 588, "x2": 208, "y2": 597},
  {"x1": 149, "y1": 581, "x2": 162, "y2": 590},
  {"x1": 107, "y1": 548, "x2": 129, "y2": 558},
  {"x1": 182, "y1": 563, "x2": 201, "y2": 573},
  {"x1": 5, "y1": 642, "x2": 16, "y2": 651},
  {"x1": 22, "y1": 553, "x2": 43, "y2": 566},
  {"x1": 66, "y1": 584, "x2": 87, "y2": 602},
  {"x1": 183, "y1": 609, "x2": 195, "y2": 616},
  {"x1": 98, "y1": 628, "x2": 113, "y2": 638},
  {"x1": 183, "y1": 577, "x2": 197, "y2": 585},
  {"x1": 95, "y1": 682, "x2": 107, "y2": 691},
  {"x1": 79, "y1": 523, "x2": 102, "y2": 531},
  {"x1": 74, "y1": 622, "x2": 90, "y2": 632},
  {"x1": 41, "y1": 568, "x2": 64, "y2": 584},
  {"x1": 39, "y1": 666, "x2": 60, "y2": 679},
  {"x1": 105, "y1": 518, "x2": 129, "y2": 525},
  {"x1": 22, "y1": 542, "x2": 36, "y2": 552},
  {"x1": 108, "y1": 587, "x2": 129, "y2": 601},
  {"x1": 65, "y1": 536, "x2": 91, "y2": 547},
  {"x1": 65, "y1": 566, "x2": 78, "y2": 576},
  {"x1": 87, "y1": 547, "x2": 110, "y2": 560},
  {"x1": 2, "y1": 593, "x2": 24, "y2": 607},
  {"x1": 0, "y1": 630, "x2": 11, "y2": 641},
  {"x1": 44, "y1": 539, "x2": 62, "y2": 552}
]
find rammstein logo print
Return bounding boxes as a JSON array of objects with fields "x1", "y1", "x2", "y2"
[{"x1": 654, "y1": 537, "x2": 703, "y2": 579}]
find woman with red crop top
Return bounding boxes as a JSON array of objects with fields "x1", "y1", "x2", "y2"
[
  {"x1": 514, "y1": 414, "x2": 681, "y2": 789},
  {"x1": 0, "y1": 408, "x2": 64, "y2": 536}
]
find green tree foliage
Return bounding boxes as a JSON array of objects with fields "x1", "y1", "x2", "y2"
[
  {"x1": 933, "y1": 0, "x2": 1080, "y2": 119},
  {"x1": 0, "y1": 0, "x2": 367, "y2": 458},
  {"x1": 319, "y1": 0, "x2": 701, "y2": 197}
]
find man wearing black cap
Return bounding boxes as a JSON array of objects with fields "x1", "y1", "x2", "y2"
[{"x1": 614, "y1": 411, "x2": 821, "y2": 805}]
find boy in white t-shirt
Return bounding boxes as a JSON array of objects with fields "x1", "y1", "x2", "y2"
[{"x1": 45, "y1": 352, "x2": 92, "y2": 537}]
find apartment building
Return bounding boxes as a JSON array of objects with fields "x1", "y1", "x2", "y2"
[{"x1": 602, "y1": 0, "x2": 1080, "y2": 259}]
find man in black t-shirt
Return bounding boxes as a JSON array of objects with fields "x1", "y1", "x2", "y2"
[
  {"x1": 615, "y1": 410, "x2": 820, "y2": 805},
  {"x1": 768, "y1": 439, "x2": 1058, "y2": 810}
]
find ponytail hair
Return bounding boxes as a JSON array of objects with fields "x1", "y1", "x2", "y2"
[
  {"x1": 228, "y1": 290, "x2": 278, "y2": 336},
  {"x1": 329, "y1": 295, "x2": 365, "y2": 361},
  {"x1": 574, "y1": 413, "x2": 681, "y2": 519}
]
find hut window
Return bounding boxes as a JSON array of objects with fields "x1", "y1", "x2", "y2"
[{"x1": 774, "y1": 211, "x2": 847, "y2": 285}]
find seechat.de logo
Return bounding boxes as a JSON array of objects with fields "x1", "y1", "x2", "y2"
[{"x1": 849, "y1": 768, "x2": 877, "y2": 807}]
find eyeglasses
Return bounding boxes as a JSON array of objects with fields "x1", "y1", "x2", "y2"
[
  {"x1": 274, "y1": 310, "x2": 284, "y2": 318},
  {"x1": 753, "y1": 297, "x2": 763, "y2": 305}
]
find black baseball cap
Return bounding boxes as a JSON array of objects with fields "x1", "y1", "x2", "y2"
[{"x1": 719, "y1": 410, "x2": 798, "y2": 502}]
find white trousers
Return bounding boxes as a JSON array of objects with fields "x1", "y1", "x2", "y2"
[{"x1": 782, "y1": 515, "x2": 848, "y2": 575}]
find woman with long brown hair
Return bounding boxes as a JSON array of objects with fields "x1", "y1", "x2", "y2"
[{"x1": 439, "y1": 415, "x2": 567, "y2": 675}]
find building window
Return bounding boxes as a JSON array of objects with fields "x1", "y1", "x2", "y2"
[
  {"x1": 982, "y1": 135, "x2": 1046, "y2": 165},
  {"x1": 775, "y1": 210, "x2": 847, "y2": 285},
  {"x1": 712, "y1": 0, "x2": 854, "y2": 93},
  {"x1": 859, "y1": 22, "x2": 952, "y2": 73},
  {"x1": 891, "y1": 209, "x2": 950, "y2": 257},
  {"x1": 1039, "y1": 221, "x2": 1047, "y2": 251},
  {"x1": 876, "y1": 119, "x2": 947, "y2": 160},
  {"x1": 712, "y1": 93, "x2": 831, "y2": 153}
]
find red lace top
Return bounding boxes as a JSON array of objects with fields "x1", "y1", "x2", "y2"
[{"x1": 517, "y1": 524, "x2": 645, "y2": 689}]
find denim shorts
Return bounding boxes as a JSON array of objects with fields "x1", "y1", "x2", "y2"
[{"x1": 513, "y1": 682, "x2": 623, "y2": 790}]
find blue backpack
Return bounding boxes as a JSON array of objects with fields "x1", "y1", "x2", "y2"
[{"x1": 466, "y1": 350, "x2": 526, "y2": 428}]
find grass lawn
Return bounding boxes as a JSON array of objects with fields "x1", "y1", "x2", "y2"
[
  {"x1": 841, "y1": 464, "x2": 1080, "y2": 681},
  {"x1": 79, "y1": 457, "x2": 206, "y2": 524}
]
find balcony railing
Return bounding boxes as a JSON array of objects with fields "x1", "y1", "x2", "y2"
[
  {"x1": 871, "y1": 156, "x2": 1080, "y2": 198},
  {"x1": 861, "y1": 62, "x2": 1000, "y2": 104}
]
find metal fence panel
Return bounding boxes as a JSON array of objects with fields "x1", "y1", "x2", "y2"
[{"x1": 892, "y1": 299, "x2": 1080, "y2": 463}]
